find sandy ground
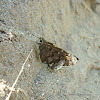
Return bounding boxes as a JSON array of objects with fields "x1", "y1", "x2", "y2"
[{"x1": 0, "y1": 0, "x2": 100, "y2": 100}]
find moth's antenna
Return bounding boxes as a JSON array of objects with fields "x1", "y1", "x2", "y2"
[
  {"x1": 33, "y1": 34, "x2": 40, "y2": 39},
  {"x1": 32, "y1": 34, "x2": 42, "y2": 44}
]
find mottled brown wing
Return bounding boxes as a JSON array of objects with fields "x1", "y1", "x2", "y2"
[
  {"x1": 38, "y1": 38, "x2": 79, "y2": 69},
  {"x1": 39, "y1": 41, "x2": 68, "y2": 69}
]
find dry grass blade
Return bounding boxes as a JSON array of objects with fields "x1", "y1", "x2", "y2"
[{"x1": 5, "y1": 49, "x2": 33, "y2": 100}]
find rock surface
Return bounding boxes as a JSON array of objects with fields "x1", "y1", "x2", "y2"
[{"x1": 0, "y1": 0, "x2": 100, "y2": 100}]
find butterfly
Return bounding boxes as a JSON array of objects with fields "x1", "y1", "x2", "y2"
[{"x1": 37, "y1": 37, "x2": 79, "y2": 70}]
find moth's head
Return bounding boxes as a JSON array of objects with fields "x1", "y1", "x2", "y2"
[
  {"x1": 66, "y1": 54, "x2": 79, "y2": 66},
  {"x1": 37, "y1": 37, "x2": 46, "y2": 45}
]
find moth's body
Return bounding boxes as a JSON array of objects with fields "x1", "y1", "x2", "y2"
[{"x1": 38, "y1": 37, "x2": 79, "y2": 70}]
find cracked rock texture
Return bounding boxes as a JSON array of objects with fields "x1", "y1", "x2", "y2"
[{"x1": 0, "y1": 0, "x2": 100, "y2": 100}]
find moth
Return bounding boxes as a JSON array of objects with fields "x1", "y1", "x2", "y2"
[{"x1": 37, "y1": 37, "x2": 79, "y2": 70}]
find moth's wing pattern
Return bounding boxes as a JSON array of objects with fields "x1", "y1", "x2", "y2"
[
  {"x1": 38, "y1": 37, "x2": 79, "y2": 70},
  {"x1": 39, "y1": 40, "x2": 66, "y2": 69},
  {"x1": 49, "y1": 60, "x2": 65, "y2": 70},
  {"x1": 39, "y1": 41, "x2": 54, "y2": 63}
]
